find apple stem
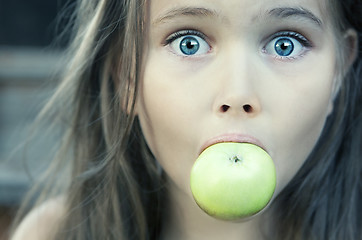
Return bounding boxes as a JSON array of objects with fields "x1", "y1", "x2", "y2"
[{"x1": 231, "y1": 156, "x2": 241, "y2": 163}]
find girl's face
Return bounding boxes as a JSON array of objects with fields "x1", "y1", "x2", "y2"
[{"x1": 136, "y1": 0, "x2": 339, "y2": 207}]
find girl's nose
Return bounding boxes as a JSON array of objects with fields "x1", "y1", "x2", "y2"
[
  {"x1": 216, "y1": 93, "x2": 261, "y2": 118},
  {"x1": 213, "y1": 50, "x2": 261, "y2": 118},
  {"x1": 219, "y1": 102, "x2": 257, "y2": 115}
]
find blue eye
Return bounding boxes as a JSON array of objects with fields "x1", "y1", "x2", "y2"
[
  {"x1": 263, "y1": 32, "x2": 311, "y2": 59},
  {"x1": 166, "y1": 30, "x2": 210, "y2": 56},
  {"x1": 180, "y1": 36, "x2": 200, "y2": 55},
  {"x1": 274, "y1": 38, "x2": 294, "y2": 56}
]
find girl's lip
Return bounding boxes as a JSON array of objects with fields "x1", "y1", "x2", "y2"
[{"x1": 199, "y1": 134, "x2": 267, "y2": 155}]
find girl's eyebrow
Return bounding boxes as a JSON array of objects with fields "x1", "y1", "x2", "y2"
[
  {"x1": 152, "y1": 7, "x2": 220, "y2": 26},
  {"x1": 267, "y1": 7, "x2": 323, "y2": 28},
  {"x1": 152, "y1": 6, "x2": 323, "y2": 29}
]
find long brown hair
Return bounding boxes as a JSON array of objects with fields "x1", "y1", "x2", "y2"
[
  {"x1": 12, "y1": 0, "x2": 361, "y2": 239},
  {"x1": 13, "y1": 0, "x2": 164, "y2": 239}
]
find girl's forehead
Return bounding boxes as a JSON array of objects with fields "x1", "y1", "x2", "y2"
[{"x1": 149, "y1": 0, "x2": 331, "y2": 26}]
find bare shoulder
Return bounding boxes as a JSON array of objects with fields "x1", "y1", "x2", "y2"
[{"x1": 11, "y1": 196, "x2": 66, "y2": 240}]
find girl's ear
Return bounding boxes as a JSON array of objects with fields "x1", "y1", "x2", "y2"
[
  {"x1": 328, "y1": 29, "x2": 358, "y2": 115},
  {"x1": 112, "y1": 72, "x2": 137, "y2": 116},
  {"x1": 124, "y1": 79, "x2": 137, "y2": 116},
  {"x1": 131, "y1": 86, "x2": 138, "y2": 116},
  {"x1": 112, "y1": 60, "x2": 139, "y2": 116},
  {"x1": 342, "y1": 29, "x2": 358, "y2": 74}
]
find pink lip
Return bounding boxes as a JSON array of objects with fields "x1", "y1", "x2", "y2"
[{"x1": 199, "y1": 134, "x2": 266, "y2": 154}]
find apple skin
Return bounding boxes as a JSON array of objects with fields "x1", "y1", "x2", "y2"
[{"x1": 190, "y1": 142, "x2": 276, "y2": 221}]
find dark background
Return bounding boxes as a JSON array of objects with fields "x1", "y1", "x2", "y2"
[
  {"x1": 0, "y1": 1, "x2": 71, "y2": 239},
  {"x1": 0, "y1": 0, "x2": 69, "y2": 47}
]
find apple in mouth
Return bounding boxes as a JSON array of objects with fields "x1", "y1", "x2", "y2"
[{"x1": 190, "y1": 142, "x2": 276, "y2": 220}]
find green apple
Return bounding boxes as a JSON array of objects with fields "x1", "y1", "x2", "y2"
[{"x1": 190, "y1": 142, "x2": 276, "y2": 220}]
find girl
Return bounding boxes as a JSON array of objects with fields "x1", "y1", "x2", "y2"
[{"x1": 11, "y1": 0, "x2": 361, "y2": 239}]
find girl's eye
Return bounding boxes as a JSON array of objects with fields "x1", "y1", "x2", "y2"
[
  {"x1": 166, "y1": 31, "x2": 211, "y2": 56},
  {"x1": 274, "y1": 38, "x2": 295, "y2": 56},
  {"x1": 263, "y1": 32, "x2": 312, "y2": 59}
]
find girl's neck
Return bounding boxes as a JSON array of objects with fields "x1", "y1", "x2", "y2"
[{"x1": 160, "y1": 180, "x2": 271, "y2": 240}]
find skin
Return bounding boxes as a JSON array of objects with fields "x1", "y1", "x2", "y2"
[
  {"x1": 136, "y1": 0, "x2": 345, "y2": 239},
  {"x1": 11, "y1": 197, "x2": 65, "y2": 240}
]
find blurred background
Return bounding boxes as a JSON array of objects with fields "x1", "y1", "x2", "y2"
[{"x1": 0, "y1": 0, "x2": 69, "y2": 238}]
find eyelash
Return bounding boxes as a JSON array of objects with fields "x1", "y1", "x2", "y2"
[
  {"x1": 268, "y1": 31, "x2": 312, "y2": 48},
  {"x1": 164, "y1": 29, "x2": 208, "y2": 46}
]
